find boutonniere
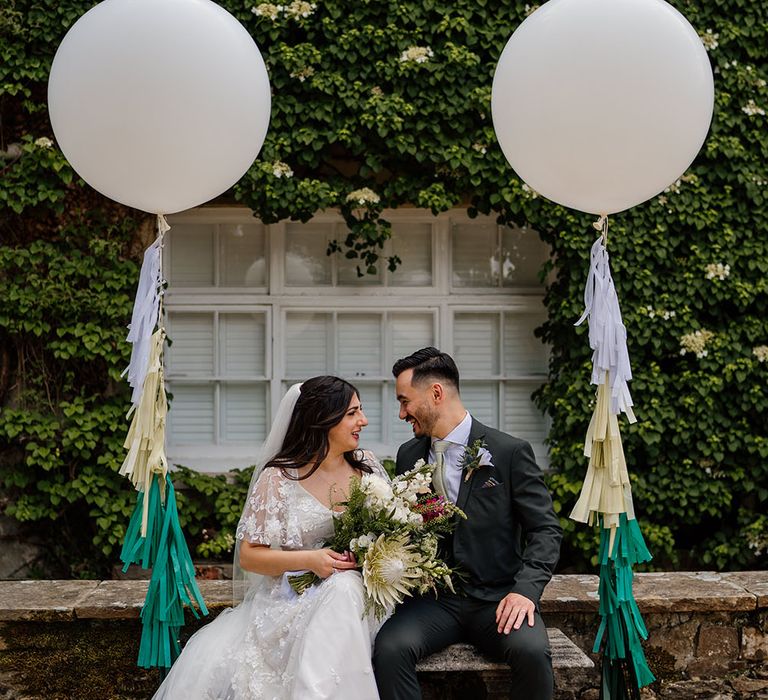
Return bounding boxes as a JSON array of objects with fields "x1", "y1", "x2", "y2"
[{"x1": 460, "y1": 439, "x2": 493, "y2": 482}]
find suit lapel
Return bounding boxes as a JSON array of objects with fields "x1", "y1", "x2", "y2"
[
  {"x1": 397, "y1": 437, "x2": 430, "y2": 475},
  {"x1": 455, "y1": 418, "x2": 486, "y2": 511}
]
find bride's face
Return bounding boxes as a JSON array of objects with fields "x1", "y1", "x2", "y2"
[{"x1": 327, "y1": 394, "x2": 368, "y2": 454}]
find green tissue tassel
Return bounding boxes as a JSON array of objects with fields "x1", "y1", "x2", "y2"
[
  {"x1": 121, "y1": 473, "x2": 209, "y2": 669},
  {"x1": 594, "y1": 513, "x2": 655, "y2": 699}
]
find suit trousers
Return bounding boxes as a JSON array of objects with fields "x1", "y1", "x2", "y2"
[{"x1": 373, "y1": 591, "x2": 553, "y2": 700}]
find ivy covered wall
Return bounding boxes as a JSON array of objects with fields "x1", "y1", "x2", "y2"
[{"x1": 1, "y1": 0, "x2": 766, "y2": 576}]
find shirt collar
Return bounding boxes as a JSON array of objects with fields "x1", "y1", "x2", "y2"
[{"x1": 433, "y1": 411, "x2": 472, "y2": 448}]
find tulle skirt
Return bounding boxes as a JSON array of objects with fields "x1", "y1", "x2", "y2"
[{"x1": 153, "y1": 571, "x2": 381, "y2": 700}]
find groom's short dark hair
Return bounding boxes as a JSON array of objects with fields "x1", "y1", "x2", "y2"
[{"x1": 392, "y1": 347, "x2": 460, "y2": 391}]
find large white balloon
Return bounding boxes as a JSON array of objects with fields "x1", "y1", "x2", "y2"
[
  {"x1": 48, "y1": 0, "x2": 270, "y2": 215},
  {"x1": 491, "y1": 0, "x2": 714, "y2": 215}
]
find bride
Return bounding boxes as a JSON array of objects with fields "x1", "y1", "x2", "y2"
[{"x1": 153, "y1": 376, "x2": 389, "y2": 699}]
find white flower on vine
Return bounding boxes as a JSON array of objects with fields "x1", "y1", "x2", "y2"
[
  {"x1": 753, "y1": 346, "x2": 768, "y2": 363},
  {"x1": 679, "y1": 329, "x2": 714, "y2": 359},
  {"x1": 472, "y1": 143, "x2": 487, "y2": 155},
  {"x1": 290, "y1": 66, "x2": 315, "y2": 82},
  {"x1": 399, "y1": 46, "x2": 434, "y2": 64},
  {"x1": 251, "y1": 3, "x2": 282, "y2": 19},
  {"x1": 521, "y1": 183, "x2": 538, "y2": 199},
  {"x1": 664, "y1": 179, "x2": 682, "y2": 194},
  {"x1": 285, "y1": 1, "x2": 316, "y2": 18},
  {"x1": 346, "y1": 187, "x2": 380, "y2": 206},
  {"x1": 742, "y1": 100, "x2": 765, "y2": 117},
  {"x1": 699, "y1": 29, "x2": 719, "y2": 51},
  {"x1": 34, "y1": 137, "x2": 54, "y2": 149},
  {"x1": 271, "y1": 161, "x2": 294, "y2": 178},
  {"x1": 705, "y1": 262, "x2": 730, "y2": 281}
]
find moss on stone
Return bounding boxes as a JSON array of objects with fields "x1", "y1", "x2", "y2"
[{"x1": 0, "y1": 621, "x2": 159, "y2": 699}]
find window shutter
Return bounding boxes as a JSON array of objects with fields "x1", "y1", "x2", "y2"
[
  {"x1": 285, "y1": 223, "x2": 332, "y2": 285},
  {"x1": 461, "y1": 381, "x2": 499, "y2": 427},
  {"x1": 168, "y1": 383, "x2": 215, "y2": 445},
  {"x1": 453, "y1": 314, "x2": 500, "y2": 375},
  {"x1": 390, "y1": 313, "x2": 434, "y2": 360},
  {"x1": 356, "y1": 384, "x2": 383, "y2": 443},
  {"x1": 337, "y1": 314, "x2": 381, "y2": 377},
  {"x1": 501, "y1": 226, "x2": 551, "y2": 288},
  {"x1": 220, "y1": 313, "x2": 266, "y2": 377},
  {"x1": 452, "y1": 222, "x2": 497, "y2": 287},
  {"x1": 220, "y1": 224, "x2": 266, "y2": 287},
  {"x1": 285, "y1": 313, "x2": 330, "y2": 375},
  {"x1": 390, "y1": 224, "x2": 432, "y2": 286},
  {"x1": 221, "y1": 383, "x2": 267, "y2": 443},
  {"x1": 167, "y1": 313, "x2": 214, "y2": 375},
  {"x1": 504, "y1": 382, "x2": 549, "y2": 468},
  {"x1": 503, "y1": 313, "x2": 548, "y2": 376},
  {"x1": 168, "y1": 225, "x2": 214, "y2": 287}
]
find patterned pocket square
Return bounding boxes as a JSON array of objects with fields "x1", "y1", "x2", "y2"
[{"x1": 481, "y1": 477, "x2": 502, "y2": 488}]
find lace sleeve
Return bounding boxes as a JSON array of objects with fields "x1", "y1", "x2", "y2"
[
  {"x1": 360, "y1": 449, "x2": 390, "y2": 481},
  {"x1": 235, "y1": 468, "x2": 303, "y2": 547}
]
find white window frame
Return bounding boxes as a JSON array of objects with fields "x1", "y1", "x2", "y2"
[{"x1": 164, "y1": 207, "x2": 551, "y2": 471}]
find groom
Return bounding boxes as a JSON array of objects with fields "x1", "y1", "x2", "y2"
[{"x1": 373, "y1": 347, "x2": 562, "y2": 700}]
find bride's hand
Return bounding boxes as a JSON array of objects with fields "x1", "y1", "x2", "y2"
[{"x1": 310, "y1": 548, "x2": 358, "y2": 578}]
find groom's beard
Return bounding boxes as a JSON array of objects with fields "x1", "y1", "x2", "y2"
[{"x1": 406, "y1": 403, "x2": 439, "y2": 438}]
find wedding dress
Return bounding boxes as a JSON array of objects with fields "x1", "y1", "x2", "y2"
[{"x1": 153, "y1": 451, "x2": 388, "y2": 700}]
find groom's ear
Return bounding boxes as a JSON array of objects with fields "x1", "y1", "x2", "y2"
[{"x1": 430, "y1": 382, "x2": 445, "y2": 403}]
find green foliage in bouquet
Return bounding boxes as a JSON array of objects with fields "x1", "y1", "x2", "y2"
[{"x1": 289, "y1": 462, "x2": 465, "y2": 619}]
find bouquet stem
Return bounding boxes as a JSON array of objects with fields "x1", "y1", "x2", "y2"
[{"x1": 288, "y1": 571, "x2": 321, "y2": 595}]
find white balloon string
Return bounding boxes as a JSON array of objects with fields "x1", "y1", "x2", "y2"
[
  {"x1": 574, "y1": 216, "x2": 636, "y2": 421},
  {"x1": 122, "y1": 215, "x2": 169, "y2": 407},
  {"x1": 156, "y1": 214, "x2": 169, "y2": 333}
]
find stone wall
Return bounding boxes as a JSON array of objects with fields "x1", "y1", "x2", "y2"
[{"x1": 0, "y1": 572, "x2": 766, "y2": 699}]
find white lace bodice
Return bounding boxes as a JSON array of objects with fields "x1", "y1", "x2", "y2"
[{"x1": 236, "y1": 450, "x2": 388, "y2": 551}]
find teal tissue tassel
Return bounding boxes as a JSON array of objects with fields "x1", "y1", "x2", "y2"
[
  {"x1": 120, "y1": 473, "x2": 208, "y2": 669},
  {"x1": 594, "y1": 513, "x2": 655, "y2": 699}
]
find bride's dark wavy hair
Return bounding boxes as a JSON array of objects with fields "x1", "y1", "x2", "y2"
[{"x1": 264, "y1": 375, "x2": 371, "y2": 480}]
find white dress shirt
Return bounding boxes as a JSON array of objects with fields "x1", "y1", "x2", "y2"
[{"x1": 428, "y1": 411, "x2": 472, "y2": 502}]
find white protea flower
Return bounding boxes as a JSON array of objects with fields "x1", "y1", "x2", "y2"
[
  {"x1": 743, "y1": 100, "x2": 766, "y2": 117},
  {"x1": 699, "y1": 29, "x2": 719, "y2": 51},
  {"x1": 679, "y1": 329, "x2": 714, "y2": 358},
  {"x1": 34, "y1": 137, "x2": 53, "y2": 149},
  {"x1": 705, "y1": 262, "x2": 731, "y2": 280},
  {"x1": 251, "y1": 3, "x2": 282, "y2": 19},
  {"x1": 285, "y1": 0, "x2": 316, "y2": 18},
  {"x1": 346, "y1": 187, "x2": 380, "y2": 206},
  {"x1": 399, "y1": 46, "x2": 434, "y2": 64},
  {"x1": 271, "y1": 161, "x2": 294, "y2": 178},
  {"x1": 753, "y1": 346, "x2": 768, "y2": 363},
  {"x1": 362, "y1": 533, "x2": 423, "y2": 611}
]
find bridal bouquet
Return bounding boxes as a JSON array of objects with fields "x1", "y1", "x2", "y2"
[{"x1": 289, "y1": 461, "x2": 465, "y2": 619}]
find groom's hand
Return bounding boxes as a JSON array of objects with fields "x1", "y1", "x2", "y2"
[{"x1": 495, "y1": 592, "x2": 535, "y2": 634}]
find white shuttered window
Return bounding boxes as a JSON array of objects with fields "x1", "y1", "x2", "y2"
[{"x1": 164, "y1": 208, "x2": 551, "y2": 472}]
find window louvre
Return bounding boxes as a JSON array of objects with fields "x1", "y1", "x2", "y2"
[{"x1": 168, "y1": 384, "x2": 215, "y2": 445}]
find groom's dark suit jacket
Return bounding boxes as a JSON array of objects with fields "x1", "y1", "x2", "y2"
[{"x1": 396, "y1": 418, "x2": 562, "y2": 604}]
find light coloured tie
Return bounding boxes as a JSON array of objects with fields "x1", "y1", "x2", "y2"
[{"x1": 432, "y1": 440, "x2": 451, "y2": 499}]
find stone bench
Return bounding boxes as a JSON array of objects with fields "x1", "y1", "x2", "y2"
[
  {"x1": 0, "y1": 572, "x2": 766, "y2": 699},
  {"x1": 415, "y1": 629, "x2": 593, "y2": 699}
]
